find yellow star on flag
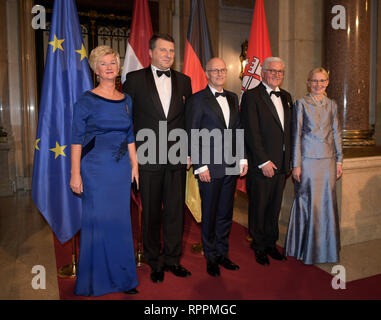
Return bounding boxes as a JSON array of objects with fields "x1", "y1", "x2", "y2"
[
  {"x1": 35, "y1": 138, "x2": 41, "y2": 151},
  {"x1": 75, "y1": 44, "x2": 88, "y2": 61},
  {"x1": 49, "y1": 35, "x2": 64, "y2": 53},
  {"x1": 49, "y1": 141, "x2": 67, "y2": 159}
]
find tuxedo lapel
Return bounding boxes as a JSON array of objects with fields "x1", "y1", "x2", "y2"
[
  {"x1": 259, "y1": 83, "x2": 283, "y2": 131},
  {"x1": 280, "y1": 91, "x2": 290, "y2": 131},
  {"x1": 145, "y1": 67, "x2": 166, "y2": 119},
  {"x1": 226, "y1": 92, "x2": 236, "y2": 129},
  {"x1": 204, "y1": 87, "x2": 227, "y2": 129},
  {"x1": 166, "y1": 69, "x2": 178, "y2": 121}
]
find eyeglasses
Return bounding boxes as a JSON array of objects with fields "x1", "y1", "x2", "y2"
[
  {"x1": 309, "y1": 79, "x2": 328, "y2": 84},
  {"x1": 264, "y1": 69, "x2": 284, "y2": 76},
  {"x1": 207, "y1": 68, "x2": 227, "y2": 75}
]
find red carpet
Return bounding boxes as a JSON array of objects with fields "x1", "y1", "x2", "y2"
[{"x1": 53, "y1": 203, "x2": 381, "y2": 300}]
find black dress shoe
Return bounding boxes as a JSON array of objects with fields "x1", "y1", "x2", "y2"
[
  {"x1": 217, "y1": 256, "x2": 240, "y2": 270},
  {"x1": 150, "y1": 270, "x2": 164, "y2": 283},
  {"x1": 255, "y1": 250, "x2": 270, "y2": 266},
  {"x1": 207, "y1": 260, "x2": 220, "y2": 277},
  {"x1": 124, "y1": 288, "x2": 139, "y2": 294},
  {"x1": 267, "y1": 247, "x2": 287, "y2": 261},
  {"x1": 164, "y1": 264, "x2": 191, "y2": 277}
]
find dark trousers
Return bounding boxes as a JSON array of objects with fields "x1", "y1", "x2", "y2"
[
  {"x1": 139, "y1": 167, "x2": 186, "y2": 270},
  {"x1": 198, "y1": 175, "x2": 238, "y2": 261},
  {"x1": 247, "y1": 171, "x2": 286, "y2": 252}
]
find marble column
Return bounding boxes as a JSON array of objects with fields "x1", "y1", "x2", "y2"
[
  {"x1": 0, "y1": 0, "x2": 10, "y2": 137},
  {"x1": 324, "y1": 0, "x2": 374, "y2": 146},
  {"x1": 18, "y1": 0, "x2": 38, "y2": 188},
  {"x1": 0, "y1": 0, "x2": 13, "y2": 196}
]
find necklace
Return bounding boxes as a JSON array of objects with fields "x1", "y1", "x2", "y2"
[{"x1": 310, "y1": 94, "x2": 324, "y2": 106}]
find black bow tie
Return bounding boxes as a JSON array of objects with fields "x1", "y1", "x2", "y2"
[
  {"x1": 270, "y1": 91, "x2": 281, "y2": 98},
  {"x1": 156, "y1": 70, "x2": 171, "y2": 78},
  {"x1": 215, "y1": 91, "x2": 226, "y2": 98}
]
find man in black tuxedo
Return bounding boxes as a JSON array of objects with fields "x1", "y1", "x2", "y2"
[
  {"x1": 240, "y1": 57, "x2": 292, "y2": 266},
  {"x1": 122, "y1": 34, "x2": 192, "y2": 283},
  {"x1": 186, "y1": 57, "x2": 248, "y2": 277}
]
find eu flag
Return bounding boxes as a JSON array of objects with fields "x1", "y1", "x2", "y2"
[{"x1": 31, "y1": 0, "x2": 93, "y2": 244}]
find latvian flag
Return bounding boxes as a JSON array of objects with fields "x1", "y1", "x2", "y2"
[{"x1": 121, "y1": 0, "x2": 153, "y2": 84}]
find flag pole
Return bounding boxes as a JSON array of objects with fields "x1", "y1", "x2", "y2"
[{"x1": 57, "y1": 236, "x2": 78, "y2": 278}]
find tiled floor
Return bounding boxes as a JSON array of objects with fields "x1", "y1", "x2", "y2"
[
  {"x1": 0, "y1": 192, "x2": 59, "y2": 300},
  {"x1": 1, "y1": 191, "x2": 380, "y2": 300}
]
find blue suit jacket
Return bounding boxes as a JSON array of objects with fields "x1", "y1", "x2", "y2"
[{"x1": 185, "y1": 86, "x2": 245, "y2": 179}]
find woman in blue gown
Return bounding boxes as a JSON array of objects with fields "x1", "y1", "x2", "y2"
[{"x1": 70, "y1": 46, "x2": 138, "y2": 296}]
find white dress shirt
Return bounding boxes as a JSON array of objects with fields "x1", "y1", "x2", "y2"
[
  {"x1": 208, "y1": 85, "x2": 230, "y2": 127},
  {"x1": 258, "y1": 82, "x2": 284, "y2": 169},
  {"x1": 151, "y1": 65, "x2": 171, "y2": 118},
  {"x1": 194, "y1": 85, "x2": 247, "y2": 176}
]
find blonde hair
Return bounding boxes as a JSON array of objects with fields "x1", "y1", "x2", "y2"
[
  {"x1": 308, "y1": 67, "x2": 329, "y2": 81},
  {"x1": 89, "y1": 45, "x2": 120, "y2": 72}
]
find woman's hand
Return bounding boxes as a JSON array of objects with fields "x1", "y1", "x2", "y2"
[
  {"x1": 128, "y1": 142, "x2": 139, "y2": 189},
  {"x1": 70, "y1": 174, "x2": 83, "y2": 194},
  {"x1": 131, "y1": 165, "x2": 139, "y2": 190},
  {"x1": 292, "y1": 167, "x2": 301, "y2": 183},
  {"x1": 336, "y1": 163, "x2": 343, "y2": 180}
]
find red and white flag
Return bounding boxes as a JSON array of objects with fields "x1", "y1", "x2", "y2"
[
  {"x1": 121, "y1": 0, "x2": 153, "y2": 83},
  {"x1": 237, "y1": 0, "x2": 272, "y2": 193},
  {"x1": 240, "y1": 0, "x2": 272, "y2": 95}
]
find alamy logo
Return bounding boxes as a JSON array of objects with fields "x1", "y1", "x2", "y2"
[
  {"x1": 331, "y1": 5, "x2": 346, "y2": 30},
  {"x1": 31, "y1": 5, "x2": 46, "y2": 30},
  {"x1": 31, "y1": 265, "x2": 46, "y2": 290},
  {"x1": 136, "y1": 121, "x2": 245, "y2": 175},
  {"x1": 331, "y1": 265, "x2": 346, "y2": 290}
]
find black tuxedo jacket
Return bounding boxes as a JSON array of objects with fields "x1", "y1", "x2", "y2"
[
  {"x1": 240, "y1": 82, "x2": 293, "y2": 175},
  {"x1": 186, "y1": 86, "x2": 245, "y2": 179},
  {"x1": 123, "y1": 67, "x2": 192, "y2": 171}
]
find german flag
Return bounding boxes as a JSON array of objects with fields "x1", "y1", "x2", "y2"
[{"x1": 183, "y1": 0, "x2": 214, "y2": 222}]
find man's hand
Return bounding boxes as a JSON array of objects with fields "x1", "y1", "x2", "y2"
[
  {"x1": 187, "y1": 157, "x2": 192, "y2": 170},
  {"x1": 198, "y1": 169, "x2": 211, "y2": 183},
  {"x1": 240, "y1": 164, "x2": 248, "y2": 177},
  {"x1": 261, "y1": 161, "x2": 277, "y2": 178}
]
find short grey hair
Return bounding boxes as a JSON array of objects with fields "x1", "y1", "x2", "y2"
[{"x1": 262, "y1": 57, "x2": 285, "y2": 71}]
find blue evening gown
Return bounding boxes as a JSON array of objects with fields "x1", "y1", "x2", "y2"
[{"x1": 71, "y1": 91, "x2": 138, "y2": 296}]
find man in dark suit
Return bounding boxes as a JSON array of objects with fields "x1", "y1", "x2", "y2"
[
  {"x1": 122, "y1": 34, "x2": 192, "y2": 283},
  {"x1": 186, "y1": 57, "x2": 248, "y2": 277},
  {"x1": 240, "y1": 57, "x2": 293, "y2": 266}
]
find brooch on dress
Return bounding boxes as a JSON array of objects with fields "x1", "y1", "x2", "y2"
[{"x1": 126, "y1": 104, "x2": 130, "y2": 116}]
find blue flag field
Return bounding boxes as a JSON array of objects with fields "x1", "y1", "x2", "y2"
[{"x1": 32, "y1": 0, "x2": 93, "y2": 244}]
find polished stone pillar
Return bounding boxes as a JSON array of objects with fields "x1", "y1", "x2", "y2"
[
  {"x1": 324, "y1": 0, "x2": 374, "y2": 146},
  {"x1": 0, "y1": 0, "x2": 10, "y2": 136},
  {"x1": 18, "y1": 0, "x2": 38, "y2": 188},
  {"x1": 0, "y1": 0, "x2": 13, "y2": 196}
]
